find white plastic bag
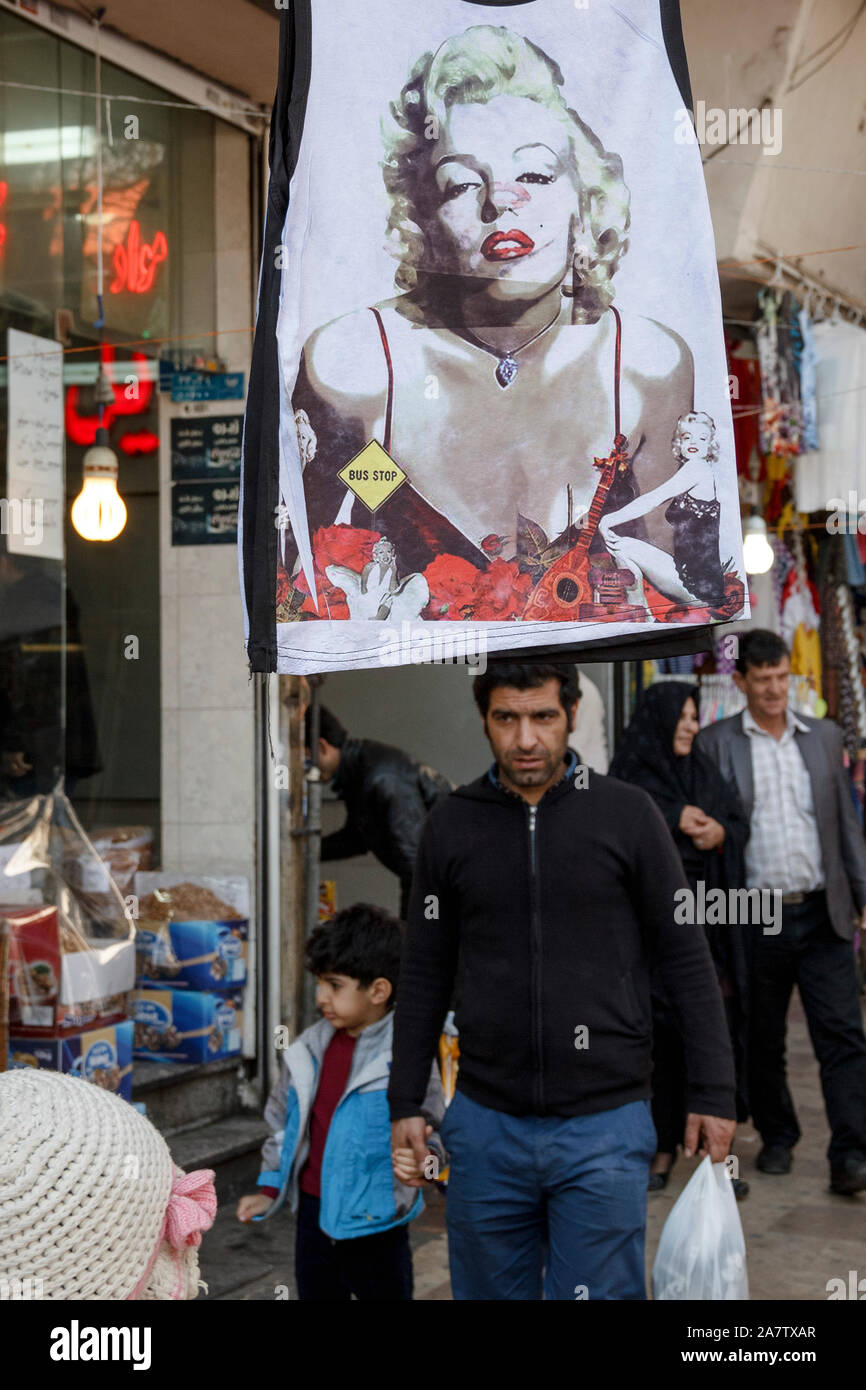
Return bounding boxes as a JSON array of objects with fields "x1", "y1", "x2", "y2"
[{"x1": 652, "y1": 1156, "x2": 749, "y2": 1300}]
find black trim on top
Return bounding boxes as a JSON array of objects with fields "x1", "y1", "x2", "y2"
[
  {"x1": 243, "y1": 2, "x2": 313, "y2": 672},
  {"x1": 659, "y1": 0, "x2": 693, "y2": 112}
]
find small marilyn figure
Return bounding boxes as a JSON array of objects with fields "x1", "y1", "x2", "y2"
[
  {"x1": 598, "y1": 411, "x2": 729, "y2": 613},
  {"x1": 326, "y1": 538, "x2": 429, "y2": 622}
]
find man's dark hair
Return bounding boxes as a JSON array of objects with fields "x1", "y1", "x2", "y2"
[
  {"x1": 305, "y1": 704, "x2": 347, "y2": 749},
  {"x1": 735, "y1": 629, "x2": 790, "y2": 675},
  {"x1": 472, "y1": 661, "x2": 581, "y2": 718},
  {"x1": 305, "y1": 903, "x2": 403, "y2": 1006}
]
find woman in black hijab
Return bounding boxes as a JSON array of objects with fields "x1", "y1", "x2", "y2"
[{"x1": 610, "y1": 681, "x2": 751, "y2": 1197}]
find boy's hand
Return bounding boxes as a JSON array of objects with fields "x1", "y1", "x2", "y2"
[
  {"x1": 391, "y1": 1118, "x2": 432, "y2": 1188},
  {"x1": 236, "y1": 1192, "x2": 272, "y2": 1223},
  {"x1": 392, "y1": 1146, "x2": 426, "y2": 1184}
]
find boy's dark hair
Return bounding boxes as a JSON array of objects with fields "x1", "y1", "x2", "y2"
[
  {"x1": 305, "y1": 705, "x2": 347, "y2": 750},
  {"x1": 472, "y1": 661, "x2": 581, "y2": 718},
  {"x1": 305, "y1": 903, "x2": 403, "y2": 1006},
  {"x1": 735, "y1": 629, "x2": 790, "y2": 675}
]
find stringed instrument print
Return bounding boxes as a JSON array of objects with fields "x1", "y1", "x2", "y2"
[
  {"x1": 521, "y1": 306, "x2": 647, "y2": 623},
  {"x1": 520, "y1": 434, "x2": 646, "y2": 621}
]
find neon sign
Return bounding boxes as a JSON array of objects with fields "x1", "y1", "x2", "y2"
[
  {"x1": 110, "y1": 220, "x2": 168, "y2": 295},
  {"x1": 0, "y1": 181, "x2": 7, "y2": 255},
  {"x1": 65, "y1": 344, "x2": 156, "y2": 448}
]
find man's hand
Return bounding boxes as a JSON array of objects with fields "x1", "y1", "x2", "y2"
[
  {"x1": 391, "y1": 1117, "x2": 430, "y2": 1189},
  {"x1": 683, "y1": 1113, "x2": 736, "y2": 1163},
  {"x1": 1, "y1": 751, "x2": 31, "y2": 777},
  {"x1": 678, "y1": 805, "x2": 709, "y2": 838}
]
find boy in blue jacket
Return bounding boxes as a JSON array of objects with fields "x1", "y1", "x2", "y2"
[{"x1": 237, "y1": 903, "x2": 444, "y2": 1300}]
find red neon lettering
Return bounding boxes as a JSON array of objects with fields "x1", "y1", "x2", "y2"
[
  {"x1": 110, "y1": 221, "x2": 168, "y2": 294},
  {"x1": 65, "y1": 345, "x2": 155, "y2": 447}
]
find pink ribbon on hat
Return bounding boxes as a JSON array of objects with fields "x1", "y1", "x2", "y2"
[
  {"x1": 128, "y1": 1165, "x2": 217, "y2": 1300},
  {"x1": 164, "y1": 1167, "x2": 217, "y2": 1250}
]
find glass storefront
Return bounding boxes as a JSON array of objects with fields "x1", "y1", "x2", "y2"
[{"x1": 0, "y1": 7, "x2": 220, "y2": 841}]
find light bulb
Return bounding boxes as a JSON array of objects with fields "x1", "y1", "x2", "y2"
[
  {"x1": 71, "y1": 429, "x2": 127, "y2": 542},
  {"x1": 742, "y1": 514, "x2": 774, "y2": 575}
]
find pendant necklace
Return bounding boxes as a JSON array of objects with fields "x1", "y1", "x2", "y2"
[{"x1": 458, "y1": 311, "x2": 562, "y2": 390}]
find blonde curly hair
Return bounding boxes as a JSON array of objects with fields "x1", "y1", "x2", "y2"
[
  {"x1": 672, "y1": 411, "x2": 720, "y2": 466},
  {"x1": 381, "y1": 25, "x2": 630, "y2": 324}
]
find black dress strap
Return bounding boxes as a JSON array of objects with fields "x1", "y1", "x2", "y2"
[
  {"x1": 369, "y1": 306, "x2": 394, "y2": 454},
  {"x1": 611, "y1": 304, "x2": 623, "y2": 442}
]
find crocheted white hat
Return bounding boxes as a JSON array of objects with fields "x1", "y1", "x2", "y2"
[{"x1": 0, "y1": 1069, "x2": 216, "y2": 1300}]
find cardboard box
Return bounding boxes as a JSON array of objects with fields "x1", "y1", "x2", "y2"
[
  {"x1": 135, "y1": 919, "x2": 248, "y2": 991},
  {"x1": 8, "y1": 1020, "x2": 134, "y2": 1102},
  {"x1": 4, "y1": 905, "x2": 135, "y2": 1037},
  {"x1": 131, "y1": 987, "x2": 243, "y2": 1064}
]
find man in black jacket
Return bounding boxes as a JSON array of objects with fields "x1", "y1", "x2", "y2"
[
  {"x1": 388, "y1": 661, "x2": 737, "y2": 1301},
  {"x1": 308, "y1": 707, "x2": 451, "y2": 917}
]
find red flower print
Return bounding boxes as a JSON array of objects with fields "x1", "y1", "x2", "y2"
[
  {"x1": 422, "y1": 553, "x2": 481, "y2": 620},
  {"x1": 275, "y1": 562, "x2": 291, "y2": 607},
  {"x1": 310, "y1": 525, "x2": 380, "y2": 573},
  {"x1": 292, "y1": 525, "x2": 381, "y2": 619},
  {"x1": 472, "y1": 558, "x2": 532, "y2": 620}
]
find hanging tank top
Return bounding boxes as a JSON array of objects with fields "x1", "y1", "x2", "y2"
[{"x1": 241, "y1": 0, "x2": 748, "y2": 673}]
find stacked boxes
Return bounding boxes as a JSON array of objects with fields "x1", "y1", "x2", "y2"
[
  {"x1": 130, "y1": 988, "x2": 243, "y2": 1064},
  {"x1": 8, "y1": 1021, "x2": 135, "y2": 1102},
  {"x1": 4, "y1": 905, "x2": 135, "y2": 1036},
  {"x1": 130, "y1": 875, "x2": 249, "y2": 1065},
  {"x1": 3, "y1": 905, "x2": 136, "y2": 1101},
  {"x1": 135, "y1": 919, "x2": 248, "y2": 991}
]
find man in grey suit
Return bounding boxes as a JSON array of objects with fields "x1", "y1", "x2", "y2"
[{"x1": 698, "y1": 629, "x2": 866, "y2": 1196}]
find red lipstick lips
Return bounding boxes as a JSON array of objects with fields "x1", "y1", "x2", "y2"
[{"x1": 481, "y1": 229, "x2": 535, "y2": 261}]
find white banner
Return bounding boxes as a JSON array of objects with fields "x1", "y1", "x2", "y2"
[{"x1": 6, "y1": 328, "x2": 65, "y2": 561}]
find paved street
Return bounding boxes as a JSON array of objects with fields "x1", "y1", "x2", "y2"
[{"x1": 201, "y1": 993, "x2": 865, "y2": 1301}]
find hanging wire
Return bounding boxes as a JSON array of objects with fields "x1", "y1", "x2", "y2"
[
  {"x1": 93, "y1": 12, "x2": 104, "y2": 336},
  {"x1": 0, "y1": 77, "x2": 267, "y2": 120}
]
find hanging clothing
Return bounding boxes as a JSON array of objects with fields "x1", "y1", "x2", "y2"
[
  {"x1": 794, "y1": 319, "x2": 866, "y2": 513},
  {"x1": 797, "y1": 306, "x2": 820, "y2": 452},
  {"x1": 753, "y1": 287, "x2": 802, "y2": 459},
  {"x1": 779, "y1": 534, "x2": 822, "y2": 699},
  {"x1": 725, "y1": 335, "x2": 762, "y2": 477},
  {"x1": 241, "y1": 0, "x2": 747, "y2": 673}
]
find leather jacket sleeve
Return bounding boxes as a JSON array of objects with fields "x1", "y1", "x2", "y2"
[{"x1": 320, "y1": 817, "x2": 368, "y2": 862}]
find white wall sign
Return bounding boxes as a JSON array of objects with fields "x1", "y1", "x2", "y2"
[{"x1": 6, "y1": 328, "x2": 65, "y2": 561}]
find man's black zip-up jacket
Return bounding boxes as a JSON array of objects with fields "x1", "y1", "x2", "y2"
[{"x1": 388, "y1": 762, "x2": 737, "y2": 1121}]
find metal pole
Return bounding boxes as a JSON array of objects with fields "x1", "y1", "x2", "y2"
[{"x1": 301, "y1": 684, "x2": 322, "y2": 1030}]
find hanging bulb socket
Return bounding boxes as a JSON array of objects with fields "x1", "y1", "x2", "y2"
[{"x1": 71, "y1": 428, "x2": 127, "y2": 542}]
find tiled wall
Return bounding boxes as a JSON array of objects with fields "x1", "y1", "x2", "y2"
[{"x1": 160, "y1": 123, "x2": 255, "y2": 882}]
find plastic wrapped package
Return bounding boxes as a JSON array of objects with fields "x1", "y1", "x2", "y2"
[
  {"x1": 1, "y1": 791, "x2": 136, "y2": 1052},
  {"x1": 652, "y1": 1157, "x2": 749, "y2": 1301},
  {"x1": 65, "y1": 825, "x2": 153, "y2": 922},
  {"x1": 132, "y1": 873, "x2": 249, "y2": 991}
]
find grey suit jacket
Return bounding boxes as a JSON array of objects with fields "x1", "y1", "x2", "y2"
[{"x1": 696, "y1": 712, "x2": 866, "y2": 941}]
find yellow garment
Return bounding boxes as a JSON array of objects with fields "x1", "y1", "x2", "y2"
[
  {"x1": 439, "y1": 1032, "x2": 459, "y2": 1105},
  {"x1": 790, "y1": 623, "x2": 822, "y2": 699}
]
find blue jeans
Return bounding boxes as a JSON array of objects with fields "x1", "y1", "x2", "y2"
[{"x1": 441, "y1": 1091, "x2": 656, "y2": 1301}]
